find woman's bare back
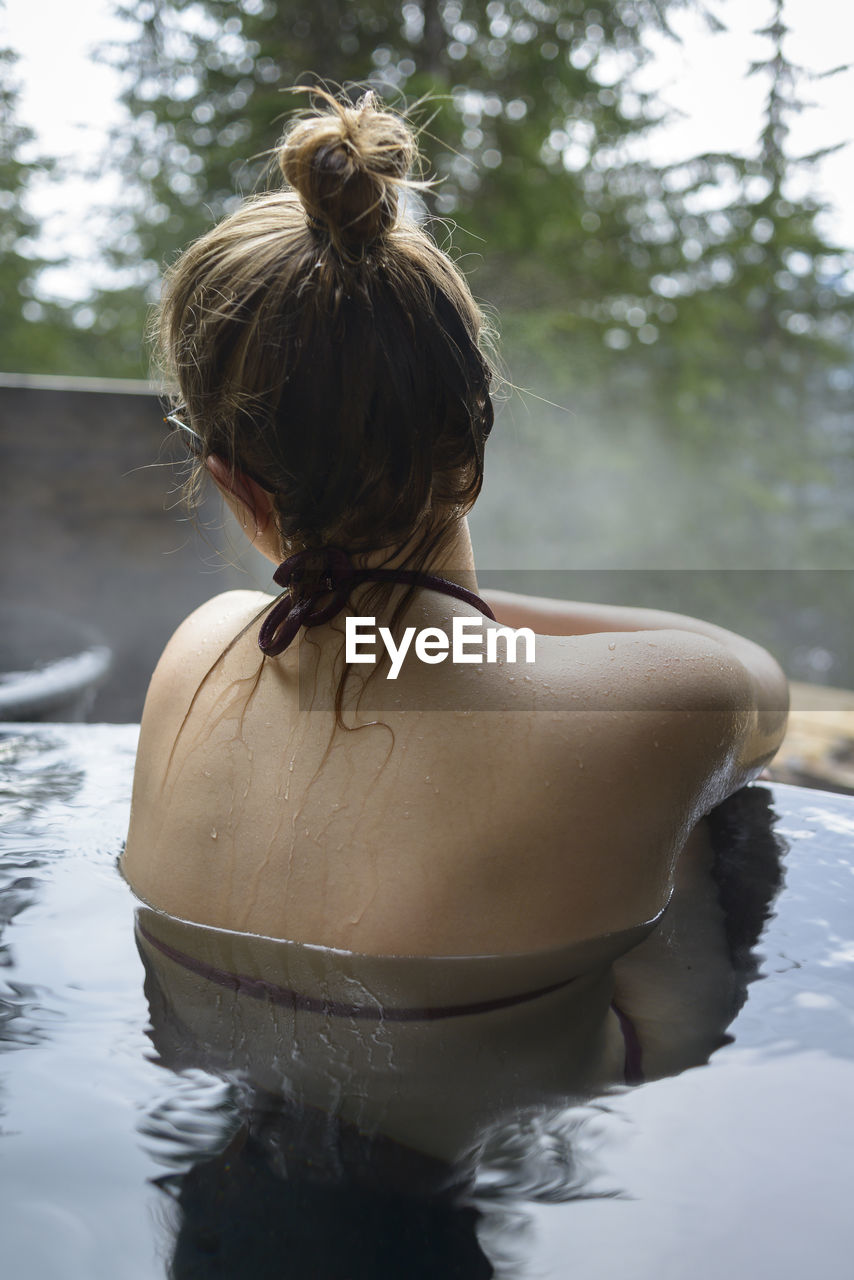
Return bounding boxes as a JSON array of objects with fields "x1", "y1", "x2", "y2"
[{"x1": 123, "y1": 584, "x2": 774, "y2": 956}]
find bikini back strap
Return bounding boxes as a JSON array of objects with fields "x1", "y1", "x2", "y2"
[{"x1": 258, "y1": 547, "x2": 496, "y2": 657}]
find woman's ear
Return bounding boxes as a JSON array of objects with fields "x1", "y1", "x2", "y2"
[{"x1": 205, "y1": 454, "x2": 274, "y2": 534}]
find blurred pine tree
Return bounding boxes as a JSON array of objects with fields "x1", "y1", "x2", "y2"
[
  {"x1": 4, "y1": 0, "x2": 851, "y2": 563},
  {"x1": 91, "y1": 0, "x2": 691, "y2": 367},
  {"x1": 0, "y1": 43, "x2": 60, "y2": 372}
]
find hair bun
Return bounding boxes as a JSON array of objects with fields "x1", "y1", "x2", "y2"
[{"x1": 279, "y1": 91, "x2": 416, "y2": 253}]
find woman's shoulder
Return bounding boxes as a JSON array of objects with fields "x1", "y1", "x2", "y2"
[
  {"x1": 530, "y1": 627, "x2": 761, "y2": 809},
  {"x1": 142, "y1": 590, "x2": 273, "y2": 715},
  {"x1": 536, "y1": 626, "x2": 754, "y2": 711},
  {"x1": 163, "y1": 589, "x2": 273, "y2": 651}
]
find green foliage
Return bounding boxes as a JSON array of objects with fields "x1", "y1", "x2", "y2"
[
  {"x1": 93, "y1": 3, "x2": 851, "y2": 391},
  {"x1": 632, "y1": 0, "x2": 854, "y2": 445},
  {"x1": 3, "y1": 0, "x2": 852, "y2": 563},
  {"x1": 100, "y1": 0, "x2": 674, "y2": 249},
  {"x1": 0, "y1": 41, "x2": 146, "y2": 375},
  {"x1": 0, "y1": 44, "x2": 56, "y2": 371},
  {"x1": 90, "y1": 1, "x2": 695, "y2": 361},
  {"x1": 478, "y1": 0, "x2": 854, "y2": 569}
]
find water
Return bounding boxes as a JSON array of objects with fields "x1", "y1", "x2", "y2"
[{"x1": 1, "y1": 725, "x2": 853, "y2": 1279}]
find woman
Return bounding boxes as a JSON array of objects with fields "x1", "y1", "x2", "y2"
[{"x1": 123, "y1": 92, "x2": 788, "y2": 1130}]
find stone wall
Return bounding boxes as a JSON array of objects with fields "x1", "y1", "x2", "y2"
[{"x1": 0, "y1": 375, "x2": 271, "y2": 721}]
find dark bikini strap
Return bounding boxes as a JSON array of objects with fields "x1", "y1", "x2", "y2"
[
  {"x1": 137, "y1": 921, "x2": 575, "y2": 1021},
  {"x1": 611, "y1": 1000, "x2": 644, "y2": 1085},
  {"x1": 258, "y1": 547, "x2": 496, "y2": 658}
]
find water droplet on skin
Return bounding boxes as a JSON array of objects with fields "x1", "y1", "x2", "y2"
[
  {"x1": 203, "y1": 770, "x2": 211, "y2": 778},
  {"x1": 608, "y1": 641, "x2": 617, "y2": 651},
  {"x1": 210, "y1": 828, "x2": 217, "y2": 840},
  {"x1": 424, "y1": 776, "x2": 431, "y2": 783}
]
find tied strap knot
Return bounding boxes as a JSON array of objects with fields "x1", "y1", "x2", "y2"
[
  {"x1": 258, "y1": 547, "x2": 357, "y2": 657},
  {"x1": 257, "y1": 546, "x2": 496, "y2": 659}
]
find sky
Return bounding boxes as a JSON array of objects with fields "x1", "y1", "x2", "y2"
[{"x1": 3, "y1": 0, "x2": 853, "y2": 301}]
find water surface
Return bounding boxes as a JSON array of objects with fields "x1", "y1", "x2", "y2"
[{"x1": 1, "y1": 725, "x2": 853, "y2": 1279}]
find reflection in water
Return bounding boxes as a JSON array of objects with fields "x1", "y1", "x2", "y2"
[
  {"x1": 707, "y1": 787, "x2": 786, "y2": 993},
  {"x1": 0, "y1": 732, "x2": 86, "y2": 1054},
  {"x1": 136, "y1": 787, "x2": 786, "y2": 1279},
  {"x1": 5, "y1": 728, "x2": 854, "y2": 1280},
  {"x1": 0, "y1": 729, "x2": 85, "y2": 824},
  {"x1": 160, "y1": 1096, "x2": 492, "y2": 1279}
]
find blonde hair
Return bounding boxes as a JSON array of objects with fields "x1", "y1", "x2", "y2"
[{"x1": 155, "y1": 90, "x2": 495, "y2": 568}]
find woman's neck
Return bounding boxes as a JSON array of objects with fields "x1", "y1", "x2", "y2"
[
  {"x1": 273, "y1": 516, "x2": 478, "y2": 586},
  {"x1": 365, "y1": 517, "x2": 477, "y2": 584}
]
